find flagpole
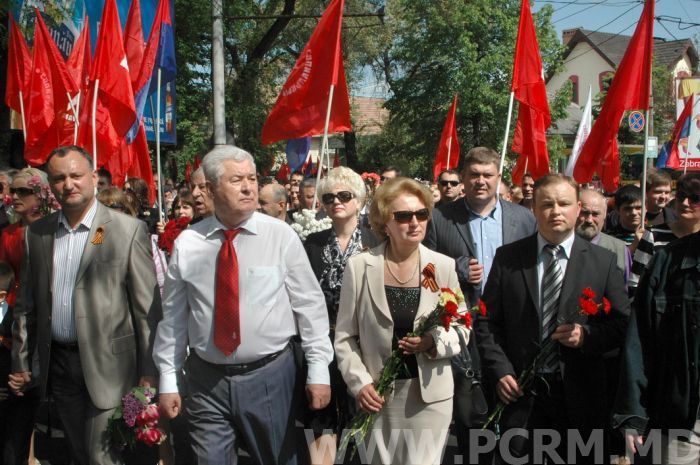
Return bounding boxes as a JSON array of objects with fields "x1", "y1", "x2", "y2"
[
  {"x1": 684, "y1": 94, "x2": 694, "y2": 174},
  {"x1": 91, "y1": 79, "x2": 100, "y2": 167},
  {"x1": 312, "y1": 84, "x2": 336, "y2": 209},
  {"x1": 18, "y1": 91, "x2": 27, "y2": 142},
  {"x1": 67, "y1": 92, "x2": 79, "y2": 144},
  {"x1": 499, "y1": 91, "x2": 515, "y2": 176},
  {"x1": 446, "y1": 136, "x2": 452, "y2": 171},
  {"x1": 156, "y1": 68, "x2": 164, "y2": 222},
  {"x1": 640, "y1": 69, "x2": 653, "y2": 224},
  {"x1": 73, "y1": 91, "x2": 81, "y2": 144}
]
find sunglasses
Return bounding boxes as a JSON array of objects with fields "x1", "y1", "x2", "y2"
[
  {"x1": 677, "y1": 190, "x2": 700, "y2": 205},
  {"x1": 439, "y1": 180, "x2": 460, "y2": 187},
  {"x1": 10, "y1": 187, "x2": 35, "y2": 197},
  {"x1": 321, "y1": 191, "x2": 354, "y2": 205},
  {"x1": 392, "y1": 208, "x2": 430, "y2": 223}
]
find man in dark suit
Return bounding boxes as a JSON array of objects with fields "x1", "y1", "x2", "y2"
[
  {"x1": 9, "y1": 146, "x2": 162, "y2": 465},
  {"x1": 475, "y1": 174, "x2": 630, "y2": 463},
  {"x1": 424, "y1": 146, "x2": 536, "y2": 462}
]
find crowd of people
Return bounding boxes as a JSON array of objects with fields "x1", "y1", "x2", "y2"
[{"x1": 0, "y1": 143, "x2": 699, "y2": 465}]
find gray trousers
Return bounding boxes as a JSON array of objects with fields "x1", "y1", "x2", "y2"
[{"x1": 184, "y1": 347, "x2": 299, "y2": 465}]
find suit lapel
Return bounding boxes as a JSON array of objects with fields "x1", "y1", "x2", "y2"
[
  {"x1": 451, "y1": 201, "x2": 476, "y2": 257},
  {"x1": 366, "y1": 244, "x2": 393, "y2": 323},
  {"x1": 75, "y1": 204, "x2": 112, "y2": 285},
  {"x1": 41, "y1": 217, "x2": 59, "y2": 283},
  {"x1": 557, "y1": 237, "x2": 588, "y2": 322},
  {"x1": 415, "y1": 245, "x2": 439, "y2": 321},
  {"x1": 520, "y1": 234, "x2": 540, "y2": 315}
]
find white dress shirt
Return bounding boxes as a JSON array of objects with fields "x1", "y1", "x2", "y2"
[{"x1": 154, "y1": 212, "x2": 332, "y2": 394}]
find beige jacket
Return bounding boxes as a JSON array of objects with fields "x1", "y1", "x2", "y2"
[{"x1": 334, "y1": 243, "x2": 468, "y2": 404}]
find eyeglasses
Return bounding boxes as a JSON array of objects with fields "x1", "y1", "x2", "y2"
[
  {"x1": 439, "y1": 180, "x2": 460, "y2": 187},
  {"x1": 321, "y1": 191, "x2": 354, "y2": 205},
  {"x1": 677, "y1": 190, "x2": 700, "y2": 205},
  {"x1": 392, "y1": 208, "x2": 430, "y2": 223},
  {"x1": 10, "y1": 187, "x2": 35, "y2": 197}
]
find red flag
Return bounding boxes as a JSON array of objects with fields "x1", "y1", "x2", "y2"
[
  {"x1": 78, "y1": 0, "x2": 136, "y2": 174},
  {"x1": 5, "y1": 16, "x2": 32, "y2": 115},
  {"x1": 665, "y1": 94, "x2": 694, "y2": 170},
  {"x1": 66, "y1": 19, "x2": 91, "y2": 134},
  {"x1": 573, "y1": 0, "x2": 654, "y2": 191},
  {"x1": 276, "y1": 163, "x2": 291, "y2": 183},
  {"x1": 432, "y1": 94, "x2": 460, "y2": 181},
  {"x1": 126, "y1": 126, "x2": 156, "y2": 205},
  {"x1": 124, "y1": 0, "x2": 146, "y2": 86},
  {"x1": 510, "y1": 0, "x2": 551, "y2": 185},
  {"x1": 184, "y1": 162, "x2": 192, "y2": 183},
  {"x1": 24, "y1": 10, "x2": 79, "y2": 166},
  {"x1": 261, "y1": 0, "x2": 351, "y2": 144},
  {"x1": 193, "y1": 155, "x2": 202, "y2": 170}
]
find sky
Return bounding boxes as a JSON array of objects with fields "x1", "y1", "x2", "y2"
[{"x1": 533, "y1": 0, "x2": 700, "y2": 43}]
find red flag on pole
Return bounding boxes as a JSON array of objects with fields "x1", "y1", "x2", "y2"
[
  {"x1": 124, "y1": 0, "x2": 146, "y2": 85},
  {"x1": 24, "y1": 10, "x2": 79, "y2": 166},
  {"x1": 432, "y1": 94, "x2": 460, "y2": 181},
  {"x1": 261, "y1": 0, "x2": 351, "y2": 145},
  {"x1": 5, "y1": 16, "x2": 32, "y2": 115},
  {"x1": 573, "y1": 0, "x2": 654, "y2": 191},
  {"x1": 126, "y1": 126, "x2": 156, "y2": 205},
  {"x1": 510, "y1": 0, "x2": 551, "y2": 185},
  {"x1": 66, "y1": 19, "x2": 91, "y2": 95},
  {"x1": 665, "y1": 94, "x2": 694, "y2": 170},
  {"x1": 78, "y1": 0, "x2": 136, "y2": 174},
  {"x1": 276, "y1": 163, "x2": 291, "y2": 183}
]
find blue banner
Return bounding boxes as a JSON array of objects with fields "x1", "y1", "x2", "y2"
[{"x1": 10, "y1": 0, "x2": 177, "y2": 145}]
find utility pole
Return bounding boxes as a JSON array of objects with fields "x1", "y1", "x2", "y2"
[{"x1": 212, "y1": 0, "x2": 227, "y2": 146}]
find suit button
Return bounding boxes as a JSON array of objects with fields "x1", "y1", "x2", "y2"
[
  {"x1": 692, "y1": 324, "x2": 698, "y2": 331},
  {"x1": 691, "y1": 362, "x2": 697, "y2": 368}
]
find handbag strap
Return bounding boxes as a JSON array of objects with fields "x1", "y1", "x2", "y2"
[{"x1": 453, "y1": 328, "x2": 476, "y2": 378}]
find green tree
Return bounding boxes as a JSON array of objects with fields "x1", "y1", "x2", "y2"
[{"x1": 358, "y1": 0, "x2": 565, "y2": 178}]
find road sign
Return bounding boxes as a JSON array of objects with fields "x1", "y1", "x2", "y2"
[
  {"x1": 645, "y1": 136, "x2": 658, "y2": 158},
  {"x1": 629, "y1": 111, "x2": 645, "y2": 133}
]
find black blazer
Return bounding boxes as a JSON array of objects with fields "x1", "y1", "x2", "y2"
[
  {"x1": 475, "y1": 234, "x2": 630, "y2": 428},
  {"x1": 304, "y1": 225, "x2": 380, "y2": 281},
  {"x1": 423, "y1": 199, "x2": 536, "y2": 299}
]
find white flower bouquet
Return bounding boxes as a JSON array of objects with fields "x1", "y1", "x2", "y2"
[{"x1": 290, "y1": 209, "x2": 332, "y2": 242}]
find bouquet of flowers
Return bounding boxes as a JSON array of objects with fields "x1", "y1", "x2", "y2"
[
  {"x1": 290, "y1": 208, "x2": 332, "y2": 242},
  {"x1": 158, "y1": 216, "x2": 191, "y2": 255},
  {"x1": 341, "y1": 287, "x2": 486, "y2": 456},
  {"x1": 483, "y1": 287, "x2": 611, "y2": 432},
  {"x1": 27, "y1": 175, "x2": 61, "y2": 216},
  {"x1": 107, "y1": 387, "x2": 166, "y2": 450}
]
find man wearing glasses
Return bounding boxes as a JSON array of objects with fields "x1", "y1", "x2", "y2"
[
  {"x1": 379, "y1": 166, "x2": 401, "y2": 183},
  {"x1": 436, "y1": 169, "x2": 463, "y2": 207}
]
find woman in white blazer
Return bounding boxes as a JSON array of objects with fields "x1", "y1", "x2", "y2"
[{"x1": 335, "y1": 178, "x2": 467, "y2": 465}]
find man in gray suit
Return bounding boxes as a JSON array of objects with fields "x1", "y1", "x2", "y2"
[
  {"x1": 423, "y1": 146, "x2": 536, "y2": 463},
  {"x1": 9, "y1": 146, "x2": 161, "y2": 465}
]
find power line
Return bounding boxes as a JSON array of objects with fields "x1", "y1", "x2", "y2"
[
  {"x1": 656, "y1": 15, "x2": 700, "y2": 31},
  {"x1": 656, "y1": 17, "x2": 679, "y2": 40}
]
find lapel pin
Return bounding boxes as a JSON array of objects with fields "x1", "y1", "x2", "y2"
[{"x1": 91, "y1": 226, "x2": 105, "y2": 245}]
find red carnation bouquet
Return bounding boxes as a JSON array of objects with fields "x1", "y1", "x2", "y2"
[
  {"x1": 107, "y1": 387, "x2": 166, "y2": 450},
  {"x1": 158, "y1": 216, "x2": 191, "y2": 255},
  {"x1": 341, "y1": 287, "x2": 486, "y2": 456},
  {"x1": 483, "y1": 287, "x2": 612, "y2": 432}
]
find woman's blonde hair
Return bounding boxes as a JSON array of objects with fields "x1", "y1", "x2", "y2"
[
  {"x1": 97, "y1": 188, "x2": 136, "y2": 216},
  {"x1": 13, "y1": 167, "x2": 48, "y2": 186},
  {"x1": 369, "y1": 177, "x2": 433, "y2": 241},
  {"x1": 317, "y1": 166, "x2": 367, "y2": 208}
]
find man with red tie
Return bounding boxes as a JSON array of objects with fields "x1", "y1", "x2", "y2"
[{"x1": 154, "y1": 145, "x2": 332, "y2": 464}]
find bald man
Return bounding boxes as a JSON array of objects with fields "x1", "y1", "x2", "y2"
[
  {"x1": 575, "y1": 189, "x2": 631, "y2": 284},
  {"x1": 258, "y1": 183, "x2": 289, "y2": 223}
]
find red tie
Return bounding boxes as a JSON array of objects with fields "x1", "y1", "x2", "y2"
[{"x1": 214, "y1": 228, "x2": 242, "y2": 355}]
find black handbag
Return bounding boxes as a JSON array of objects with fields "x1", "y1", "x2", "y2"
[{"x1": 451, "y1": 328, "x2": 489, "y2": 428}]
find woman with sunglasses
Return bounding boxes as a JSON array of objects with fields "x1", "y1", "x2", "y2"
[
  {"x1": 335, "y1": 177, "x2": 467, "y2": 465},
  {"x1": 302, "y1": 167, "x2": 379, "y2": 465},
  {"x1": 0, "y1": 168, "x2": 56, "y2": 307},
  {"x1": 630, "y1": 173, "x2": 700, "y2": 289}
]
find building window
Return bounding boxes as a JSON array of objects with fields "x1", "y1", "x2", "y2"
[
  {"x1": 599, "y1": 71, "x2": 614, "y2": 93},
  {"x1": 569, "y1": 75, "x2": 579, "y2": 105}
]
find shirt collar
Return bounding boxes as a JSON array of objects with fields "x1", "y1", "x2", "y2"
[
  {"x1": 58, "y1": 198, "x2": 98, "y2": 232},
  {"x1": 537, "y1": 231, "x2": 575, "y2": 260},
  {"x1": 205, "y1": 212, "x2": 259, "y2": 239},
  {"x1": 465, "y1": 197, "x2": 501, "y2": 220}
]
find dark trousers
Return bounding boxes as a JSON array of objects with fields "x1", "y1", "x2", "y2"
[
  {"x1": 184, "y1": 347, "x2": 298, "y2": 465},
  {"x1": 0, "y1": 378, "x2": 38, "y2": 465},
  {"x1": 49, "y1": 344, "x2": 122, "y2": 465}
]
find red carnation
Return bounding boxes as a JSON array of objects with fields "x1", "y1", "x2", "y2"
[
  {"x1": 462, "y1": 312, "x2": 473, "y2": 329},
  {"x1": 579, "y1": 297, "x2": 598, "y2": 316},
  {"x1": 441, "y1": 314, "x2": 452, "y2": 331},
  {"x1": 158, "y1": 217, "x2": 192, "y2": 254},
  {"x1": 478, "y1": 299, "x2": 487, "y2": 316},
  {"x1": 582, "y1": 287, "x2": 596, "y2": 299},
  {"x1": 603, "y1": 297, "x2": 612, "y2": 315},
  {"x1": 444, "y1": 301, "x2": 459, "y2": 317}
]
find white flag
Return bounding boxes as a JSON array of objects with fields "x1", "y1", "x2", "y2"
[{"x1": 565, "y1": 85, "x2": 593, "y2": 177}]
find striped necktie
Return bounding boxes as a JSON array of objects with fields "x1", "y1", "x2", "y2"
[{"x1": 541, "y1": 244, "x2": 563, "y2": 371}]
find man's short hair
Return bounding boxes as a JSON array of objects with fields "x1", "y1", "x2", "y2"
[
  {"x1": 579, "y1": 188, "x2": 608, "y2": 214},
  {"x1": 0, "y1": 261, "x2": 15, "y2": 294},
  {"x1": 46, "y1": 145, "x2": 94, "y2": 170},
  {"x1": 97, "y1": 167, "x2": 112, "y2": 183},
  {"x1": 258, "y1": 176, "x2": 276, "y2": 188},
  {"x1": 202, "y1": 145, "x2": 256, "y2": 186},
  {"x1": 461, "y1": 147, "x2": 499, "y2": 171},
  {"x1": 533, "y1": 174, "x2": 579, "y2": 202},
  {"x1": 438, "y1": 169, "x2": 462, "y2": 182},
  {"x1": 267, "y1": 184, "x2": 288, "y2": 203},
  {"x1": 614, "y1": 184, "x2": 642, "y2": 209},
  {"x1": 380, "y1": 166, "x2": 402, "y2": 176},
  {"x1": 645, "y1": 168, "x2": 672, "y2": 190},
  {"x1": 300, "y1": 177, "x2": 316, "y2": 190}
]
